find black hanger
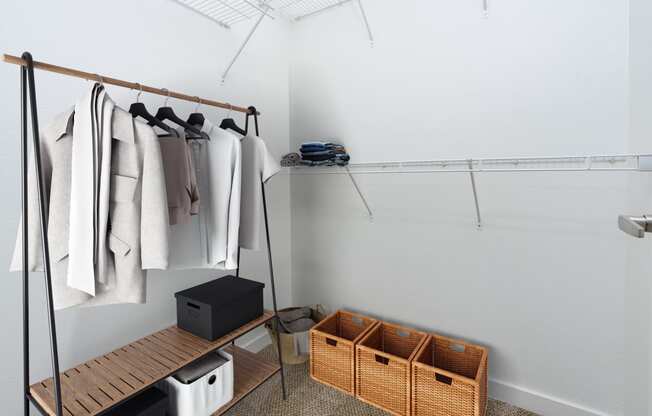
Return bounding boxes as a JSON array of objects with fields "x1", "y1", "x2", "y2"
[
  {"x1": 220, "y1": 104, "x2": 247, "y2": 135},
  {"x1": 244, "y1": 106, "x2": 259, "y2": 136},
  {"x1": 220, "y1": 118, "x2": 246, "y2": 136},
  {"x1": 151, "y1": 90, "x2": 208, "y2": 139},
  {"x1": 187, "y1": 97, "x2": 206, "y2": 127},
  {"x1": 129, "y1": 84, "x2": 175, "y2": 135}
]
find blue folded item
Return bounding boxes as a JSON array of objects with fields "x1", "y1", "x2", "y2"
[
  {"x1": 298, "y1": 141, "x2": 349, "y2": 166},
  {"x1": 300, "y1": 142, "x2": 344, "y2": 152},
  {"x1": 300, "y1": 146, "x2": 328, "y2": 153},
  {"x1": 300, "y1": 149, "x2": 333, "y2": 156},
  {"x1": 302, "y1": 141, "x2": 328, "y2": 147},
  {"x1": 303, "y1": 153, "x2": 335, "y2": 162}
]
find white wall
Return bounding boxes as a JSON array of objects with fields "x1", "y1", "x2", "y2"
[
  {"x1": 0, "y1": 1, "x2": 645, "y2": 415},
  {"x1": 0, "y1": 1, "x2": 291, "y2": 415},
  {"x1": 625, "y1": 0, "x2": 652, "y2": 414},
  {"x1": 289, "y1": 1, "x2": 629, "y2": 415}
]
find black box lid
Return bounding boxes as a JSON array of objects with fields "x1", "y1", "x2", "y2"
[{"x1": 174, "y1": 276, "x2": 265, "y2": 305}]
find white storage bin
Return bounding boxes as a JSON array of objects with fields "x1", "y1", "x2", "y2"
[{"x1": 158, "y1": 349, "x2": 234, "y2": 416}]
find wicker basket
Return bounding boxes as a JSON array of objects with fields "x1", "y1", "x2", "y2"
[
  {"x1": 310, "y1": 310, "x2": 378, "y2": 395},
  {"x1": 411, "y1": 334, "x2": 488, "y2": 416},
  {"x1": 356, "y1": 322, "x2": 428, "y2": 416}
]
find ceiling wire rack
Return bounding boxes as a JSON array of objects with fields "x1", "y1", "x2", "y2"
[
  {"x1": 170, "y1": 0, "x2": 276, "y2": 82},
  {"x1": 171, "y1": 0, "x2": 374, "y2": 82},
  {"x1": 288, "y1": 154, "x2": 652, "y2": 227},
  {"x1": 274, "y1": 0, "x2": 374, "y2": 44},
  {"x1": 170, "y1": 0, "x2": 274, "y2": 28}
]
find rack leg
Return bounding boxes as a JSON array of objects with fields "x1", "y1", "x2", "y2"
[
  {"x1": 261, "y1": 180, "x2": 287, "y2": 400},
  {"x1": 235, "y1": 247, "x2": 241, "y2": 278},
  {"x1": 23, "y1": 52, "x2": 63, "y2": 416},
  {"x1": 20, "y1": 60, "x2": 30, "y2": 416}
]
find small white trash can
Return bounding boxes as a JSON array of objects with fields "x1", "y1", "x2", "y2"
[{"x1": 158, "y1": 349, "x2": 234, "y2": 416}]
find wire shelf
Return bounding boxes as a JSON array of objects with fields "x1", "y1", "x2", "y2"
[
  {"x1": 172, "y1": 0, "x2": 272, "y2": 28},
  {"x1": 172, "y1": 0, "x2": 356, "y2": 27},
  {"x1": 289, "y1": 154, "x2": 652, "y2": 175},
  {"x1": 273, "y1": 0, "x2": 355, "y2": 21}
]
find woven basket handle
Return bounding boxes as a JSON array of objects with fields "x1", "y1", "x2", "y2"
[
  {"x1": 435, "y1": 373, "x2": 453, "y2": 385},
  {"x1": 374, "y1": 354, "x2": 390, "y2": 365},
  {"x1": 325, "y1": 336, "x2": 338, "y2": 347}
]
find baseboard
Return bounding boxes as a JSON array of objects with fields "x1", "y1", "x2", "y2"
[
  {"x1": 237, "y1": 332, "x2": 615, "y2": 416},
  {"x1": 490, "y1": 379, "x2": 615, "y2": 416},
  {"x1": 240, "y1": 330, "x2": 272, "y2": 353}
]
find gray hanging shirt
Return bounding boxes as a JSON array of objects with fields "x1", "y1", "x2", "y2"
[{"x1": 159, "y1": 136, "x2": 200, "y2": 225}]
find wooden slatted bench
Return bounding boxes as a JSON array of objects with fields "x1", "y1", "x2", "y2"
[{"x1": 28, "y1": 311, "x2": 279, "y2": 416}]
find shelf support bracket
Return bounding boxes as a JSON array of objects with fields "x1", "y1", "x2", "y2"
[
  {"x1": 357, "y1": 0, "x2": 374, "y2": 46},
  {"x1": 221, "y1": 2, "x2": 270, "y2": 84},
  {"x1": 345, "y1": 166, "x2": 374, "y2": 222},
  {"x1": 468, "y1": 160, "x2": 482, "y2": 229}
]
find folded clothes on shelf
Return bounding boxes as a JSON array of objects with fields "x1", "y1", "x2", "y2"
[
  {"x1": 298, "y1": 141, "x2": 350, "y2": 166},
  {"x1": 281, "y1": 152, "x2": 301, "y2": 167}
]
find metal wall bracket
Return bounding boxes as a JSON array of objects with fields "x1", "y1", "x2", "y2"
[
  {"x1": 221, "y1": 1, "x2": 272, "y2": 84},
  {"x1": 468, "y1": 160, "x2": 482, "y2": 229},
  {"x1": 357, "y1": 0, "x2": 375, "y2": 47},
  {"x1": 289, "y1": 0, "x2": 374, "y2": 47},
  {"x1": 345, "y1": 167, "x2": 374, "y2": 222}
]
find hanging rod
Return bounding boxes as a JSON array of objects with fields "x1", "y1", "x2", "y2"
[
  {"x1": 289, "y1": 154, "x2": 652, "y2": 174},
  {"x1": 2, "y1": 54, "x2": 257, "y2": 115}
]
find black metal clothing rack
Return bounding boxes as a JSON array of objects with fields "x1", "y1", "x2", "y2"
[{"x1": 16, "y1": 52, "x2": 287, "y2": 416}]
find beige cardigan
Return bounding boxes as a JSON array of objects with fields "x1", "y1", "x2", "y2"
[{"x1": 11, "y1": 89, "x2": 169, "y2": 309}]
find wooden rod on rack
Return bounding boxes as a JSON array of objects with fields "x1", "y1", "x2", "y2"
[{"x1": 2, "y1": 53, "x2": 256, "y2": 115}]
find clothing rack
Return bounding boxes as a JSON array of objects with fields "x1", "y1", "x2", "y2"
[{"x1": 7, "y1": 51, "x2": 285, "y2": 416}]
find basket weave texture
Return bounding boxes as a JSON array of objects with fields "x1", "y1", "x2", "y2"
[
  {"x1": 310, "y1": 310, "x2": 378, "y2": 395},
  {"x1": 411, "y1": 335, "x2": 488, "y2": 416},
  {"x1": 355, "y1": 322, "x2": 428, "y2": 416}
]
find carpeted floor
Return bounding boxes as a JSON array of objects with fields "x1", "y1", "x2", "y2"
[{"x1": 224, "y1": 346, "x2": 539, "y2": 416}]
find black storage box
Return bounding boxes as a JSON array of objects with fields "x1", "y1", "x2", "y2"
[
  {"x1": 175, "y1": 275, "x2": 265, "y2": 341},
  {"x1": 105, "y1": 387, "x2": 167, "y2": 416}
]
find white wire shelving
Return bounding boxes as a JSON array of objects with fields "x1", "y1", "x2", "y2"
[
  {"x1": 171, "y1": 0, "x2": 273, "y2": 28},
  {"x1": 287, "y1": 154, "x2": 652, "y2": 226},
  {"x1": 289, "y1": 154, "x2": 652, "y2": 174},
  {"x1": 171, "y1": 0, "x2": 373, "y2": 81},
  {"x1": 273, "y1": 0, "x2": 355, "y2": 21},
  {"x1": 171, "y1": 0, "x2": 362, "y2": 27}
]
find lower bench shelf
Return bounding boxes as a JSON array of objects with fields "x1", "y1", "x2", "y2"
[
  {"x1": 28, "y1": 311, "x2": 276, "y2": 416},
  {"x1": 213, "y1": 346, "x2": 280, "y2": 415}
]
